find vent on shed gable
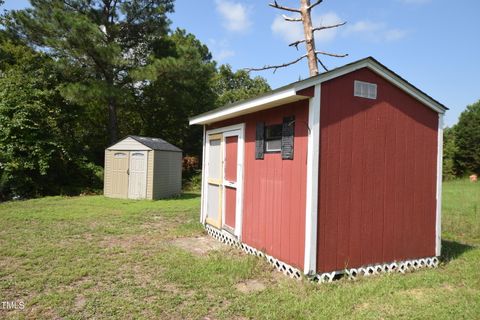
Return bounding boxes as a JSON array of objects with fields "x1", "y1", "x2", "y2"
[{"x1": 354, "y1": 80, "x2": 377, "y2": 99}]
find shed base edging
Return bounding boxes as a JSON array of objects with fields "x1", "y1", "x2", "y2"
[
  {"x1": 312, "y1": 256, "x2": 439, "y2": 283},
  {"x1": 204, "y1": 224, "x2": 439, "y2": 283},
  {"x1": 205, "y1": 224, "x2": 303, "y2": 279}
]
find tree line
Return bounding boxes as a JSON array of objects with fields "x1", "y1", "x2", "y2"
[
  {"x1": 0, "y1": 0, "x2": 270, "y2": 199},
  {"x1": 443, "y1": 100, "x2": 480, "y2": 180}
]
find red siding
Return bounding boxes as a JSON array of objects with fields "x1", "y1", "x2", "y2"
[
  {"x1": 225, "y1": 136, "x2": 238, "y2": 181},
  {"x1": 208, "y1": 100, "x2": 309, "y2": 269},
  {"x1": 316, "y1": 68, "x2": 438, "y2": 273},
  {"x1": 225, "y1": 186, "x2": 236, "y2": 228}
]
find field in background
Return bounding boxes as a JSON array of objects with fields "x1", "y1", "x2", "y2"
[{"x1": 0, "y1": 180, "x2": 479, "y2": 319}]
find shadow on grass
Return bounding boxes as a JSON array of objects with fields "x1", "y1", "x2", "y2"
[
  {"x1": 441, "y1": 239, "x2": 475, "y2": 262},
  {"x1": 166, "y1": 192, "x2": 200, "y2": 200}
]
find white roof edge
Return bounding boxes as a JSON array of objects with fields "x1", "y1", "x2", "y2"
[
  {"x1": 298, "y1": 60, "x2": 445, "y2": 114},
  {"x1": 190, "y1": 58, "x2": 446, "y2": 126},
  {"x1": 189, "y1": 87, "x2": 301, "y2": 125},
  {"x1": 364, "y1": 61, "x2": 446, "y2": 114}
]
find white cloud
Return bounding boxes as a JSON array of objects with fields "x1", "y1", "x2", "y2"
[
  {"x1": 215, "y1": 0, "x2": 252, "y2": 33},
  {"x1": 345, "y1": 21, "x2": 384, "y2": 34},
  {"x1": 271, "y1": 12, "x2": 344, "y2": 45},
  {"x1": 215, "y1": 49, "x2": 235, "y2": 61},
  {"x1": 345, "y1": 20, "x2": 408, "y2": 42},
  {"x1": 209, "y1": 38, "x2": 235, "y2": 62},
  {"x1": 384, "y1": 29, "x2": 408, "y2": 41}
]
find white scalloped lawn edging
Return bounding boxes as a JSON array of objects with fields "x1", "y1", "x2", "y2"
[
  {"x1": 205, "y1": 224, "x2": 302, "y2": 279},
  {"x1": 311, "y1": 257, "x2": 439, "y2": 283},
  {"x1": 204, "y1": 224, "x2": 439, "y2": 283}
]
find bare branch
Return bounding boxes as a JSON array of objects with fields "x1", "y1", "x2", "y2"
[
  {"x1": 315, "y1": 51, "x2": 348, "y2": 58},
  {"x1": 317, "y1": 58, "x2": 328, "y2": 72},
  {"x1": 245, "y1": 54, "x2": 308, "y2": 73},
  {"x1": 312, "y1": 21, "x2": 347, "y2": 33},
  {"x1": 308, "y1": 0, "x2": 323, "y2": 10},
  {"x1": 282, "y1": 14, "x2": 302, "y2": 22},
  {"x1": 288, "y1": 39, "x2": 306, "y2": 50},
  {"x1": 269, "y1": 1, "x2": 301, "y2": 13}
]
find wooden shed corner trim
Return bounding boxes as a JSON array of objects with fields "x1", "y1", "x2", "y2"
[
  {"x1": 435, "y1": 114, "x2": 444, "y2": 256},
  {"x1": 303, "y1": 84, "x2": 321, "y2": 275}
]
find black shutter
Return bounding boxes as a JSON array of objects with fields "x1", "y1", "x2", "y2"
[
  {"x1": 281, "y1": 116, "x2": 295, "y2": 160},
  {"x1": 255, "y1": 122, "x2": 265, "y2": 159}
]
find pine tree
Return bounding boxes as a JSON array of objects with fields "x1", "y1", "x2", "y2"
[{"x1": 7, "y1": 0, "x2": 174, "y2": 143}]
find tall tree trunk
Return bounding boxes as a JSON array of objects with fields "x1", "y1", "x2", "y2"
[
  {"x1": 300, "y1": 0, "x2": 318, "y2": 76},
  {"x1": 108, "y1": 96, "x2": 118, "y2": 144}
]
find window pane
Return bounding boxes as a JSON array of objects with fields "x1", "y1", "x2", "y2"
[
  {"x1": 266, "y1": 139, "x2": 281, "y2": 151},
  {"x1": 266, "y1": 124, "x2": 282, "y2": 139}
]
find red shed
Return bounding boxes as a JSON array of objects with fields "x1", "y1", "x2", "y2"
[{"x1": 189, "y1": 57, "x2": 447, "y2": 281}]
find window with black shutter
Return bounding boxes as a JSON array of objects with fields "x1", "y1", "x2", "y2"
[
  {"x1": 255, "y1": 116, "x2": 295, "y2": 159},
  {"x1": 265, "y1": 124, "x2": 282, "y2": 152}
]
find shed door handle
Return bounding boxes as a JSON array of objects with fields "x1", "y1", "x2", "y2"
[{"x1": 127, "y1": 169, "x2": 130, "y2": 175}]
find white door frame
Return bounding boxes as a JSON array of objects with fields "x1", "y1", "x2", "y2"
[
  {"x1": 221, "y1": 129, "x2": 242, "y2": 235},
  {"x1": 127, "y1": 151, "x2": 148, "y2": 199},
  {"x1": 202, "y1": 123, "x2": 245, "y2": 239}
]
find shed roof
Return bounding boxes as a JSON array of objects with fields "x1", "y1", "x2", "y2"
[
  {"x1": 128, "y1": 136, "x2": 182, "y2": 152},
  {"x1": 107, "y1": 136, "x2": 182, "y2": 152},
  {"x1": 189, "y1": 57, "x2": 448, "y2": 125}
]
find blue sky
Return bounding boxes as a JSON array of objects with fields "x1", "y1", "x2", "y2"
[{"x1": 3, "y1": 0, "x2": 479, "y2": 126}]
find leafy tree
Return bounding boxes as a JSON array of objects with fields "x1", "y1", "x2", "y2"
[
  {"x1": 0, "y1": 39, "x2": 102, "y2": 198},
  {"x1": 7, "y1": 0, "x2": 174, "y2": 143},
  {"x1": 213, "y1": 64, "x2": 271, "y2": 107},
  {"x1": 454, "y1": 100, "x2": 480, "y2": 175},
  {"x1": 442, "y1": 126, "x2": 459, "y2": 180}
]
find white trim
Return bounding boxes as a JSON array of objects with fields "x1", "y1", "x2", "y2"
[
  {"x1": 200, "y1": 125, "x2": 207, "y2": 224},
  {"x1": 207, "y1": 124, "x2": 246, "y2": 135},
  {"x1": 189, "y1": 88, "x2": 306, "y2": 125},
  {"x1": 366, "y1": 62, "x2": 445, "y2": 114},
  {"x1": 304, "y1": 84, "x2": 321, "y2": 275},
  {"x1": 436, "y1": 114, "x2": 444, "y2": 256},
  {"x1": 190, "y1": 58, "x2": 446, "y2": 127},
  {"x1": 204, "y1": 123, "x2": 245, "y2": 239},
  {"x1": 108, "y1": 136, "x2": 152, "y2": 151},
  {"x1": 235, "y1": 126, "x2": 245, "y2": 239}
]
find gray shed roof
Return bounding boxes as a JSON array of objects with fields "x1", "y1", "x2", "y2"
[{"x1": 128, "y1": 136, "x2": 182, "y2": 152}]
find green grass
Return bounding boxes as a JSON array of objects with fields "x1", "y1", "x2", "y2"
[{"x1": 0, "y1": 181, "x2": 479, "y2": 319}]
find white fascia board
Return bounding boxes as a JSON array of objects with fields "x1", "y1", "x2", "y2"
[
  {"x1": 296, "y1": 60, "x2": 446, "y2": 115},
  {"x1": 189, "y1": 88, "x2": 302, "y2": 125},
  {"x1": 303, "y1": 84, "x2": 321, "y2": 275},
  {"x1": 365, "y1": 62, "x2": 446, "y2": 114}
]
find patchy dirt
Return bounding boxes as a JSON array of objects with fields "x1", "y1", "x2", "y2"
[
  {"x1": 74, "y1": 295, "x2": 86, "y2": 310},
  {"x1": 354, "y1": 302, "x2": 371, "y2": 312},
  {"x1": 401, "y1": 288, "x2": 427, "y2": 301},
  {"x1": 100, "y1": 234, "x2": 155, "y2": 250},
  {"x1": 171, "y1": 236, "x2": 227, "y2": 255},
  {"x1": 235, "y1": 279, "x2": 267, "y2": 293}
]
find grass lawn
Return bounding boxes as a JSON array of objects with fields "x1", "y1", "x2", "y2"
[{"x1": 0, "y1": 180, "x2": 479, "y2": 319}]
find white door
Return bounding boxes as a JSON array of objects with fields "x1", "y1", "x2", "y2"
[
  {"x1": 203, "y1": 124, "x2": 244, "y2": 238},
  {"x1": 128, "y1": 151, "x2": 147, "y2": 199},
  {"x1": 205, "y1": 134, "x2": 223, "y2": 228}
]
